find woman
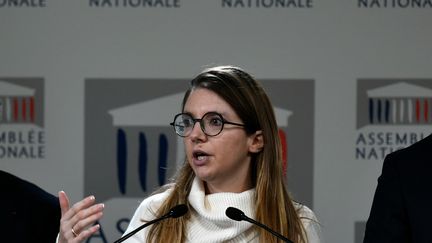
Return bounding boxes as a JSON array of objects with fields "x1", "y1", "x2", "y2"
[{"x1": 58, "y1": 65, "x2": 322, "y2": 243}]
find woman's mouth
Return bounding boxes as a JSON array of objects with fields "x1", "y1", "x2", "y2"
[{"x1": 193, "y1": 151, "x2": 209, "y2": 165}]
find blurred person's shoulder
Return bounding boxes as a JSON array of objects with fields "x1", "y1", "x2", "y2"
[{"x1": 389, "y1": 134, "x2": 431, "y2": 159}]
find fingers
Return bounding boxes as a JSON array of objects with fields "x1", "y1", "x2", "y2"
[
  {"x1": 71, "y1": 224, "x2": 101, "y2": 242},
  {"x1": 62, "y1": 195, "x2": 97, "y2": 221},
  {"x1": 59, "y1": 191, "x2": 70, "y2": 217},
  {"x1": 58, "y1": 192, "x2": 104, "y2": 243},
  {"x1": 71, "y1": 203, "x2": 104, "y2": 233}
]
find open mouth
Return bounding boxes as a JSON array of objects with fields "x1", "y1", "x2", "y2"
[{"x1": 193, "y1": 151, "x2": 209, "y2": 161}]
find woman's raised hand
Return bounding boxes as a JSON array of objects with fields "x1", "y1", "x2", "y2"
[{"x1": 58, "y1": 191, "x2": 104, "y2": 243}]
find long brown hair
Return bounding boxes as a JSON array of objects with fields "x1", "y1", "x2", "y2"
[{"x1": 146, "y1": 66, "x2": 307, "y2": 243}]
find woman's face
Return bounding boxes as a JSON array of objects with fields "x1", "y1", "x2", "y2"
[{"x1": 183, "y1": 88, "x2": 260, "y2": 193}]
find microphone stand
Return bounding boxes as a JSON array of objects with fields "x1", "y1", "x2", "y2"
[
  {"x1": 114, "y1": 204, "x2": 187, "y2": 243},
  {"x1": 243, "y1": 217, "x2": 293, "y2": 243},
  {"x1": 226, "y1": 207, "x2": 294, "y2": 243},
  {"x1": 113, "y1": 214, "x2": 170, "y2": 243}
]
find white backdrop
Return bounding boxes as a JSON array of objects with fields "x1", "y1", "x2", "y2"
[{"x1": 1, "y1": 1, "x2": 432, "y2": 242}]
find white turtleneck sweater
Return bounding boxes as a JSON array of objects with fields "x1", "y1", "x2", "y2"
[{"x1": 122, "y1": 177, "x2": 323, "y2": 243}]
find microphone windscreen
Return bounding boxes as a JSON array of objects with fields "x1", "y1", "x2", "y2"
[
  {"x1": 225, "y1": 207, "x2": 245, "y2": 221},
  {"x1": 169, "y1": 204, "x2": 188, "y2": 218}
]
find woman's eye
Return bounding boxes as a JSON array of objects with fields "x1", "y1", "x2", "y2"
[
  {"x1": 209, "y1": 118, "x2": 223, "y2": 126},
  {"x1": 183, "y1": 119, "x2": 193, "y2": 127}
]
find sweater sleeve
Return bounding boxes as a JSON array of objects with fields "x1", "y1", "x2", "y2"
[
  {"x1": 297, "y1": 204, "x2": 324, "y2": 243},
  {"x1": 122, "y1": 190, "x2": 171, "y2": 243}
]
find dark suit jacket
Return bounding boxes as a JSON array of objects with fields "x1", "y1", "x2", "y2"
[
  {"x1": 0, "y1": 170, "x2": 61, "y2": 243},
  {"x1": 363, "y1": 134, "x2": 432, "y2": 243}
]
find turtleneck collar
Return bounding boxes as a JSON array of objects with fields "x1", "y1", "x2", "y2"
[{"x1": 186, "y1": 177, "x2": 258, "y2": 242}]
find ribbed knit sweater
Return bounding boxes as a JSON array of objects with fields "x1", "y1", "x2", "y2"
[{"x1": 123, "y1": 177, "x2": 322, "y2": 242}]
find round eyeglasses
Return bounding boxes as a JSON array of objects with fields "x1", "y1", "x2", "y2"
[{"x1": 170, "y1": 112, "x2": 245, "y2": 137}]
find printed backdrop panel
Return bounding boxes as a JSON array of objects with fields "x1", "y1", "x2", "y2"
[{"x1": 1, "y1": 1, "x2": 431, "y2": 242}]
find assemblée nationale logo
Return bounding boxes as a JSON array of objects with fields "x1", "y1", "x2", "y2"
[
  {"x1": 0, "y1": 79, "x2": 45, "y2": 159},
  {"x1": 355, "y1": 79, "x2": 432, "y2": 160}
]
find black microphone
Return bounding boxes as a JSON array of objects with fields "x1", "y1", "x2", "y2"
[
  {"x1": 225, "y1": 207, "x2": 294, "y2": 243},
  {"x1": 114, "y1": 204, "x2": 188, "y2": 243}
]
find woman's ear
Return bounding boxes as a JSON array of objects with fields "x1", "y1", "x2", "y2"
[{"x1": 249, "y1": 130, "x2": 264, "y2": 153}]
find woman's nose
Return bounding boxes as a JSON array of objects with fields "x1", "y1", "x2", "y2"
[{"x1": 189, "y1": 121, "x2": 206, "y2": 142}]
